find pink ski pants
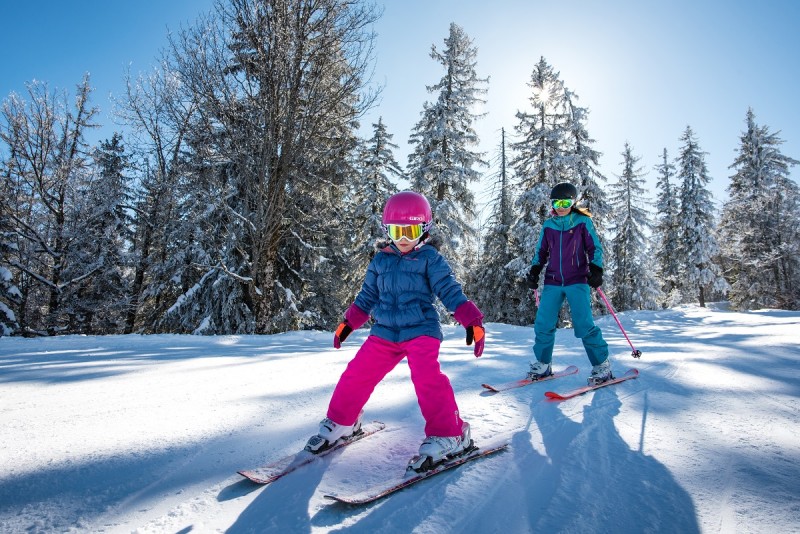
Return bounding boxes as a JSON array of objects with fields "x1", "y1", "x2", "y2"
[{"x1": 327, "y1": 335, "x2": 463, "y2": 437}]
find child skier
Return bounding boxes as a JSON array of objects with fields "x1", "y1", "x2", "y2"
[
  {"x1": 305, "y1": 191, "x2": 485, "y2": 471},
  {"x1": 525, "y1": 182, "x2": 612, "y2": 385}
]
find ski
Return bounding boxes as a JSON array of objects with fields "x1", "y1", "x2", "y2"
[
  {"x1": 323, "y1": 441, "x2": 509, "y2": 505},
  {"x1": 238, "y1": 421, "x2": 386, "y2": 484},
  {"x1": 544, "y1": 368, "x2": 639, "y2": 400},
  {"x1": 482, "y1": 365, "x2": 579, "y2": 392}
]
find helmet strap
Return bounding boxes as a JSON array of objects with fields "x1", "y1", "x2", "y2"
[{"x1": 414, "y1": 233, "x2": 431, "y2": 250}]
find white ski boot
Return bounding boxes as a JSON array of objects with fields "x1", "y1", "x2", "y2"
[
  {"x1": 305, "y1": 411, "x2": 363, "y2": 453},
  {"x1": 527, "y1": 360, "x2": 553, "y2": 380},
  {"x1": 408, "y1": 422, "x2": 473, "y2": 472},
  {"x1": 588, "y1": 359, "x2": 613, "y2": 385}
]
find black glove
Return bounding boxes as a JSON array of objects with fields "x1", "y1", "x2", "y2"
[
  {"x1": 587, "y1": 263, "x2": 603, "y2": 288},
  {"x1": 526, "y1": 264, "x2": 543, "y2": 289}
]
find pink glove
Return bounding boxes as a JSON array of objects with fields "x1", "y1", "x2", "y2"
[
  {"x1": 454, "y1": 301, "x2": 485, "y2": 357},
  {"x1": 334, "y1": 304, "x2": 369, "y2": 349}
]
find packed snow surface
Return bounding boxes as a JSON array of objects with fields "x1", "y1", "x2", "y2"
[{"x1": 1, "y1": 303, "x2": 798, "y2": 533}]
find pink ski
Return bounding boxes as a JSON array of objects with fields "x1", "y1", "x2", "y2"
[
  {"x1": 482, "y1": 365, "x2": 579, "y2": 392},
  {"x1": 544, "y1": 368, "x2": 639, "y2": 400},
  {"x1": 238, "y1": 421, "x2": 385, "y2": 484},
  {"x1": 324, "y1": 441, "x2": 509, "y2": 505}
]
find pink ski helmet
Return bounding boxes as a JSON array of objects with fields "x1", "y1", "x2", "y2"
[{"x1": 382, "y1": 191, "x2": 433, "y2": 231}]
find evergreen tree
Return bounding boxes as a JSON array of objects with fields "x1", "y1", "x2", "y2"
[
  {"x1": 0, "y1": 126, "x2": 20, "y2": 335},
  {"x1": 0, "y1": 266, "x2": 19, "y2": 336},
  {"x1": 156, "y1": 0, "x2": 379, "y2": 334},
  {"x1": 718, "y1": 109, "x2": 800, "y2": 309},
  {"x1": 653, "y1": 148, "x2": 682, "y2": 307},
  {"x1": 472, "y1": 128, "x2": 522, "y2": 323},
  {"x1": 63, "y1": 133, "x2": 134, "y2": 334},
  {"x1": 508, "y1": 57, "x2": 610, "y2": 322},
  {"x1": 0, "y1": 198, "x2": 20, "y2": 335},
  {"x1": 407, "y1": 22, "x2": 488, "y2": 280},
  {"x1": 278, "y1": 92, "x2": 363, "y2": 330},
  {"x1": 507, "y1": 57, "x2": 567, "y2": 323},
  {"x1": 563, "y1": 89, "x2": 612, "y2": 235},
  {"x1": 347, "y1": 117, "x2": 400, "y2": 281},
  {"x1": 116, "y1": 65, "x2": 195, "y2": 334},
  {"x1": 675, "y1": 126, "x2": 728, "y2": 306},
  {"x1": 607, "y1": 143, "x2": 660, "y2": 311}
]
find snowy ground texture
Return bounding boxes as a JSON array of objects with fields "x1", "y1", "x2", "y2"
[{"x1": 1, "y1": 303, "x2": 799, "y2": 533}]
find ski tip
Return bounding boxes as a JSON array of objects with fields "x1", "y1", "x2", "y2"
[
  {"x1": 544, "y1": 391, "x2": 566, "y2": 400},
  {"x1": 481, "y1": 383, "x2": 499, "y2": 392},
  {"x1": 324, "y1": 494, "x2": 370, "y2": 505},
  {"x1": 238, "y1": 471, "x2": 273, "y2": 484}
]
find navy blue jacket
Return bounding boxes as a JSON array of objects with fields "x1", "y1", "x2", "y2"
[{"x1": 354, "y1": 238, "x2": 467, "y2": 342}]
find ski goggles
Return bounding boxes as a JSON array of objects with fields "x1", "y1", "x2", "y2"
[
  {"x1": 552, "y1": 198, "x2": 574, "y2": 209},
  {"x1": 385, "y1": 223, "x2": 425, "y2": 242}
]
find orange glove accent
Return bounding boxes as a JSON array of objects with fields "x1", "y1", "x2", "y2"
[
  {"x1": 466, "y1": 325, "x2": 485, "y2": 357},
  {"x1": 333, "y1": 322, "x2": 353, "y2": 348}
]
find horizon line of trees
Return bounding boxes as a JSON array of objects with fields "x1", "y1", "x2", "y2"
[{"x1": 2, "y1": 0, "x2": 798, "y2": 338}]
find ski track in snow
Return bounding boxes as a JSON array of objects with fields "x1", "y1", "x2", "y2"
[{"x1": 1, "y1": 304, "x2": 799, "y2": 533}]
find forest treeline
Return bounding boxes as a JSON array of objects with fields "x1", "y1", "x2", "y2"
[{"x1": 1, "y1": 0, "x2": 798, "y2": 337}]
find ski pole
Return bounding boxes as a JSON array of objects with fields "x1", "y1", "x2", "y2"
[
  {"x1": 534, "y1": 288, "x2": 540, "y2": 308},
  {"x1": 596, "y1": 287, "x2": 642, "y2": 358}
]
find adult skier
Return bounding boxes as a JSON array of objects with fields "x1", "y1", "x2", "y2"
[{"x1": 525, "y1": 182, "x2": 612, "y2": 385}]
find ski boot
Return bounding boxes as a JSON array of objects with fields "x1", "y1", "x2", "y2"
[
  {"x1": 407, "y1": 422, "x2": 474, "y2": 473},
  {"x1": 588, "y1": 359, "x2": 613, "y2": 386},
  {"x1": 305, "y1": 411, "x2": 363, "y2": 454},
  {"x1": 527, "y1": 360, "x2": 553, "y2": 380}
]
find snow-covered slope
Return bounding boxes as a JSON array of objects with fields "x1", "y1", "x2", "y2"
[{"x1": 1, "y1": 304, "x2": 798, "y2": 533}]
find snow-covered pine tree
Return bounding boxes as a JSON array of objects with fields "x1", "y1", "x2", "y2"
[
  {"x1": 116, "y1": 65, "x2": 197, "y2": 334},
  {"x1": 0, "y1": 205, "x2": 20, "y2": 336},
  {"x1": 607, "y1": 143, "x2": 660, "y2": 311},
  {"x1": 153, "y1": 0, "x2": 379, "y2": 334},
  {"x1": 278, "y1": 89, "x2": 363, "y2": 331},
  {"x1": 472, "y1": 128, "x2": 525, "y2": 323},
  {"x1": 560, "y1": 88, "x2": 612, "y2": 317},
  {"x1": 0, "y1": 123, "x2": 21, "y2": 336},
  {"x1": 562, "y1": 89, "x2": 611, "y2": 234},
  {"x1": 407, "y1": 22, "x2": 487, "y2": 281},
  {"x1": 66, "y1": 133, "x2": 135, "y2": 334},
  {"x1": 652, "y1": 148, "x2": 682, "y2": 307},
  {"x1": 508, "y1": 57, "x2": 571, "y2": 322},
  {"x1": 718, "y1": 109, "x2": 800, "y2": 310},
  {"x1": 348, "y1": 117, "x2": 401, "y2": 274},
  {"x1": 675, "y1": 126, "x2": 728, "y2": 307},
  {"x1": 0, "y1": 267, "x2": 19, "y2": 336}
]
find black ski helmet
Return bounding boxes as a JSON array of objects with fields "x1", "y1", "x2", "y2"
[{"x1": 550, "y1": 182, "x2": 578, "y2": 200}]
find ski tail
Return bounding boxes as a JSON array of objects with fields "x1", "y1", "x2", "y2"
[
  {"x1": 482, "y1": 365, "x2": 579, "y2": 392},
  {"x1": 238, "y1": 421, "x2": 386, "y2": 484}
]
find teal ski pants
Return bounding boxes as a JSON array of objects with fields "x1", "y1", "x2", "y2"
[{"x1": 533, "y1": 284, "x2": 609, "y2": 366}]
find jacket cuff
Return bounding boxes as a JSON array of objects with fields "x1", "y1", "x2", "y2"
[
  {"x1": 344, "y1": 303, "x2": 370, "y2": 330},
  {"x1": 453, "y1": 300, "x2": 483, "y2": 328}
]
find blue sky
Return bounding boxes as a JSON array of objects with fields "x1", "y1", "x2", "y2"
[{"x1": 2, "y1": 1, "x2": 798, "y2": 207}]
